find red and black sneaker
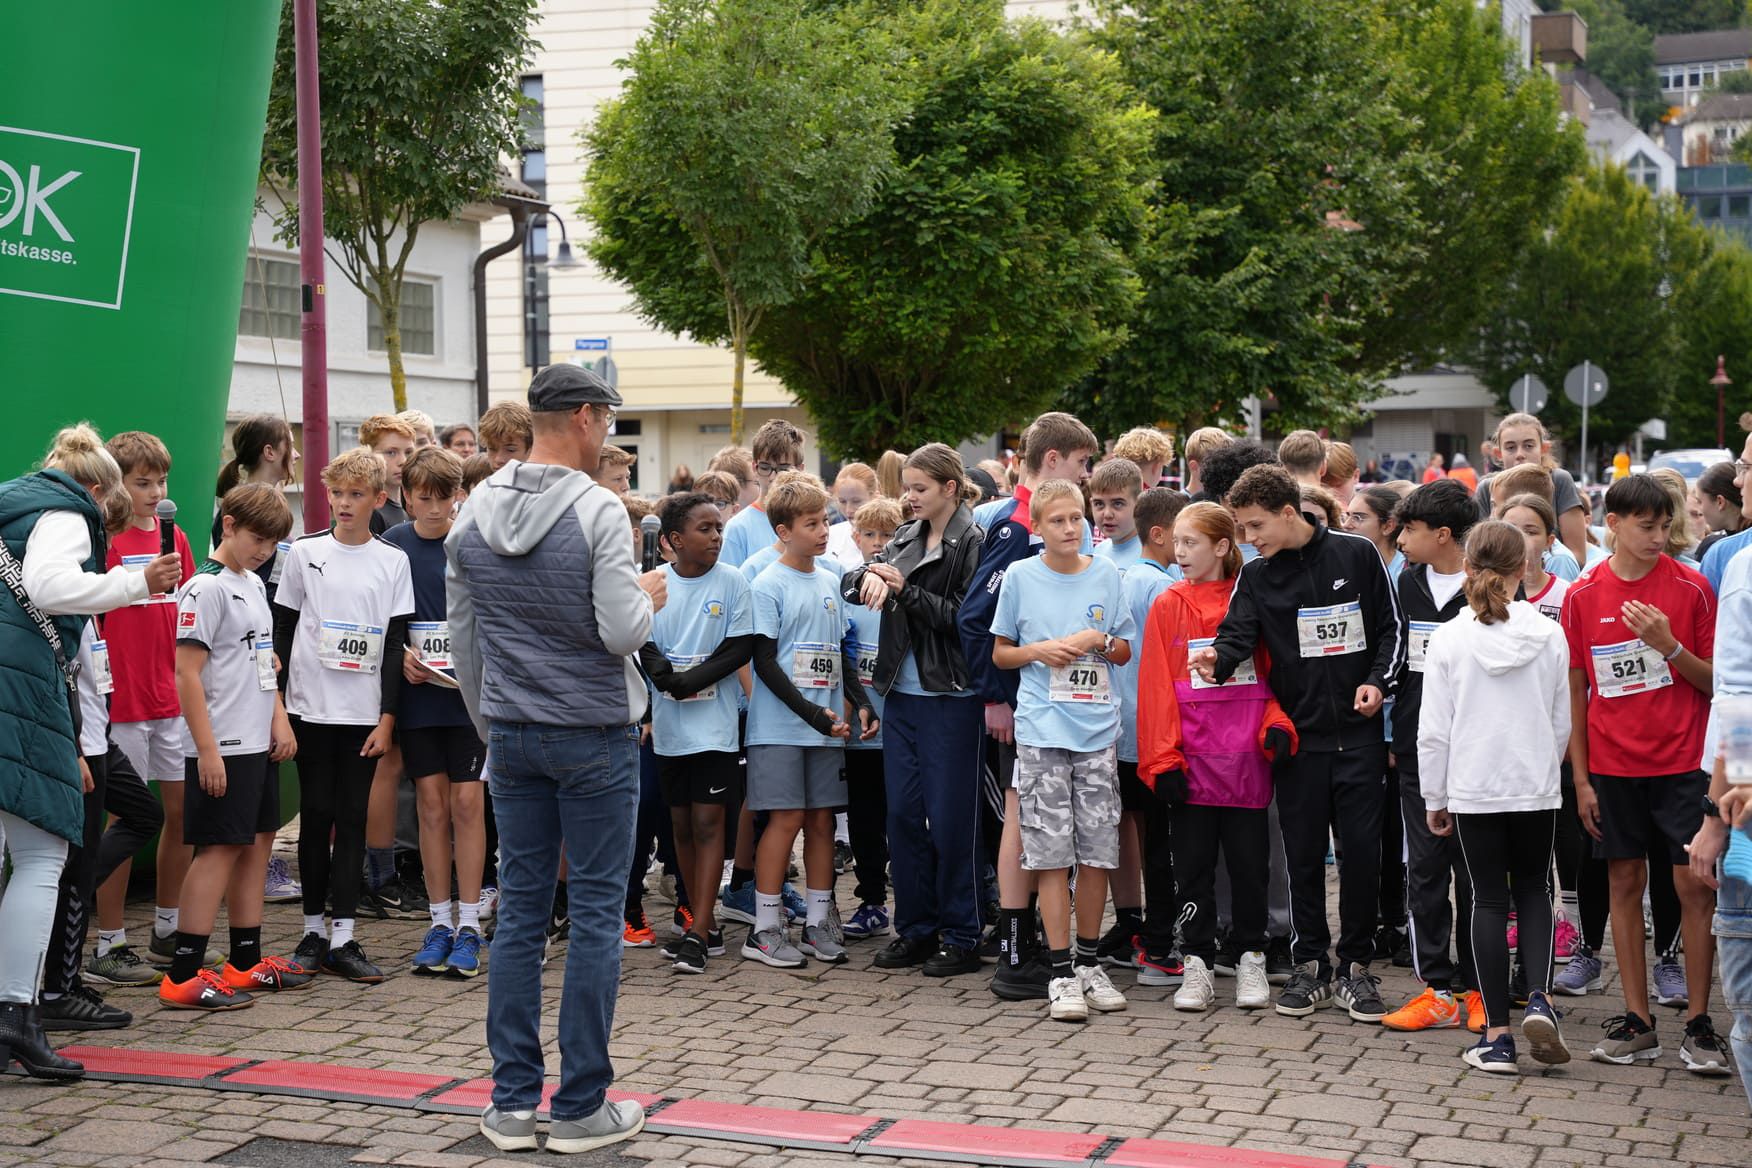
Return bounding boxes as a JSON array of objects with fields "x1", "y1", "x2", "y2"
[
  {"x1": 159, "y1": 968, "x2": 255, "y2": 1011},
  {"x1": 222, "y1": 954, "x2": 316, "y2": 992}
]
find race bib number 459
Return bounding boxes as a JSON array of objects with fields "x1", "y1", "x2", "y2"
[{"x1": 791, "y1": 642, "x2": 840, "y2": 690}]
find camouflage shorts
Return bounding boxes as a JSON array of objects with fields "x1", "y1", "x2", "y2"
[{"x1": 1015, "y1": 744, "x2": 1121, "y2": 871}]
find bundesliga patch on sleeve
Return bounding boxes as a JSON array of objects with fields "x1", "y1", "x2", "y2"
[{"x1": 178, "y1": 610, "x2": 197, "y2": 629}]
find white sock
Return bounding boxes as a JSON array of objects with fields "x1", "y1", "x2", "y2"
[
  {"x1": 834, "y1": 812, "x2": 850, "y2": 845},
  {"x1": 97, "y1": 928, "x2": 126, "y2": 957},
  {"x1": 458, "y1": 900, "x2": 481, "y2": 934},
  {"x1": 1433, "y1": 988, "x2": 1455, "y2": 1002},
  {"x1": 331, "y1": 918, "x2": 355, "y2": 947},
  {"x1": 755, "y1": 891, "x2": 784, "y2": 934},
  {"x1": 303, "y1": 914, "x2": 327, "y2": 939},
  {"x1": 1559, "y1": 890, "x2": 1578, "y2": 924},
  {"x1": 806, "y1": 887, "x2": 833, "y2": 928},
  {"x1": 431, "y1": 899, "x2": 454, "y2": 931},
  {"x1": 153, "y1": 907, "x2": 178, "y2": 939}
]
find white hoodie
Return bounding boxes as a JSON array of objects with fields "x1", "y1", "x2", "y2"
[{"x1": 1418, "y1": 600, "x2": 1569, "y2": 815}]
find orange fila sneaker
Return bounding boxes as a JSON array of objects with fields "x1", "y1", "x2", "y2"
[
  {"x1": 159, "y1": 968, "x2": 255, "y2": 1011},
  {"x1": 1382, "y1": 987, "x2": 1462, "y2": 1031},
  {"x1": 222, "y1": 954, "x2": 316, "y2": 992}
]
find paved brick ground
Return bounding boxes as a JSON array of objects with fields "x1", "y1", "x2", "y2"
[{"x1": 4, "y1": 855, "x2": 1749, "y2": 1168}]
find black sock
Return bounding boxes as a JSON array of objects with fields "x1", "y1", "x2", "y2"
[
  {"x1": 1116, "y1": 906, "x2": 1144, "y2": 931},
  {"x1": 229, "y1": 925, "x2": 262, "y2": 972},
  {"x1": 1074, "y1": 935, "x2": 1100, "y2": 968},
  {"x1": 552, "y1": 882, "x2": 568, "y2": 919},
  {"x1": 1049, "y1": 947, "x2": 1073, "y2": 977},
  {"x1": 170, "y1": 933, "x2": 210, "y2": 985},
  {"x1": 731, "y1": 865, "x2": 755, "y2": 892},
  {"x1": 1001, "y1": 908, "x2": 1028, "y2": 968}
]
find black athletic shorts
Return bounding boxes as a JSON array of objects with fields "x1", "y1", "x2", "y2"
[
  {"x1": 1118, "y1": 758, "x2": 1153, "y2": 813},
  {"x1": 1590, "y1": 771, "x2": 1708, "y2": 865},
  {"x1": 402, "y1": 725, "x2": 486, "y2": 783},
  {"x1": 658, "y1": 750, "x2": 742, "y2": 807},
  {"x1": 184, "y1": 752, "x2": 278, "y2": 846}
]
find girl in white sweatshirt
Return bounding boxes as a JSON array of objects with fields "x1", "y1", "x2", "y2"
[{"x1": 1419, "y1": 520, "x2": 1572, "y2": 1074}]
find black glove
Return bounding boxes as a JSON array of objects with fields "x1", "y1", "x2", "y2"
[
  {"x1": 1264, "y1": 727, "x2": 1294, "y2": 777},
  {"x1": 1154, "y1": 769, "x2": 1188, "y2": 808}
]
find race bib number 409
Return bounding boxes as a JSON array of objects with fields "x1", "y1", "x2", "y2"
[{"x1": 316, "y1": 620, "x2": 385, "y2": 674}]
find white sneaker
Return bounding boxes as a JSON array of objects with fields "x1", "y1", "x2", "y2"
[
  {"x1": 1048, "y1": 975, "x2": 1088, "y2": 1022},
  {"x1": 1235, "y1": 950, "x2": 1271, "y2": 1009},
  {"x1": 478, "y1": 887, "x2": 499, "y2": 920},
  {"x1": 1174, "y1": 955, "x2": 1216, "y2": 1011},
  {"x1": 1076, "y1": 963, "x2": 1128, "y2": 1012}
]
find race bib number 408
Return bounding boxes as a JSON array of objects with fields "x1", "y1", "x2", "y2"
[{"x1": 409, "y1": 620, "x2": 452, "y2": 671}]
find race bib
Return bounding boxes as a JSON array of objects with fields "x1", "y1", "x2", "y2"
[
  {"x1": 1406, "y1": 621, "x2": 1439, "y2": 674},
  {"x1": 791, "y1": 641, "x2": 840, "y2": 690},
  {"x1": 1187, "y1": 637, "x2": 1256, "y2": 690},
  {"x1": 90, "y1": 639, "x2": 114, "y2": 696},
  {"x1": 1050, "y1": 655, "x2": 1112, "y2": 704},
  {"x1": 1297, "y1": 601, "x2": 1366, "y2": 658},
  {"x1": 121, "y1": 553, "x2": 172, "y2": 606},
  {"x1": 852, "y1": 641, "x2": 878, "y2": 687},
  {"x1": 409, "y1": 620, "x2": 452, "y2": 671},
  {"x1": 316, "y1": 620, "x2": 384, "y2": 674},
  {"x1": 255, "y1": 636, "x2": 277, "y2": 691},
  {"x1": 268, "y1": 541, "x2": 292, "y2": 587},
  {"x1": 1591, "y1": 638, "x2": 1672, "y2": 700},
  {"x1": 665, "y1": 651, "x2": 717, "y2": 702}
]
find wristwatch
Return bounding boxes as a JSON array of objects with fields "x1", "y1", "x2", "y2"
[
  {"x1": 1704, "y1": 794, "x2": 1722, "y2": 821},
  {"x1": 1100, "y1": 633, "x2": 1116, "y2": 659}
]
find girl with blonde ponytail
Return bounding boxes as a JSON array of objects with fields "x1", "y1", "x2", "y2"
[{"x1": 1417, "y1": 519, "x2": 1573, "y2": 1075}]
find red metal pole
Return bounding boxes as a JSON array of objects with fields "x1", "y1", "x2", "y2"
[{"x1": 295, "y1": 0, "x2": 330, "y2": 531}]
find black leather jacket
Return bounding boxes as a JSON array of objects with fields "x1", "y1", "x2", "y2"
[{"x1": 841, "y1": 504, "x2": 984, "y2": 696}]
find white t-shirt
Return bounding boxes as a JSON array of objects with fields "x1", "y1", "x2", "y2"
[
  {"x1": 276, "y1": 534, "x2": 415, "y2": 726},
  {"x1": 176, "y1": 563, "x2": 278, "y2": 756},
  {"x1": 1528, "y1": 573, "x2": 1570, "y2": 624},
  {"x1": 1428, "y1": 568, "x2": 1466, "y2": 612},
  {"x1": 74, "y1": 620, "x2": 110, "y2": 758}
]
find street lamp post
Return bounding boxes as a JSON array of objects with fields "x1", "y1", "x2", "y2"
[
  {"x1": 524, "y1": 209, "x2": 580, "y2": 373},
  {"x1": 1712, "y1": 355, "x2": 1733, "y2": 449}
]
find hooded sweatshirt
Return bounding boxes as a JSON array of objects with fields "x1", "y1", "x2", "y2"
[
  {"x1": 1417, "y1": 600, "x2": 1569, "y2": 815},
  {"x1": 446, "y1": 460, "x2": 652, "y2": 740}
]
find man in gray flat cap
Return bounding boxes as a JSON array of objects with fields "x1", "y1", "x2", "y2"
[{"x1": 447, "y1": 363, "x2": 667, "y2": 1154}]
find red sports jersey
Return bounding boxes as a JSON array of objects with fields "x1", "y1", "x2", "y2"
[
  {"x1": 1561, "y1": 554, "x2": 1714, "y2": 778},
  {"x1": 101, "y1": 521, "x2": 196, "y2": 724}
]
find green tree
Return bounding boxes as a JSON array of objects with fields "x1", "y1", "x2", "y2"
[
  {"x1": 1671, "y1": 240, "x2": 1752, "y2": 448},
  {"x1": 1622, "y1": 0, "x2": 1744, "y2": 35},
  {"x1": 261, "y1": 0, "x2": 536, "y2": 411},
  {"x1": 1565, "y1": 1, "x2": 1660, "y2": 124},
  {"x1": 746, "y1": 0, "x2": 1154, "y2": 456},
  {"x1": 582, "y1": 0, "x2": 899, "y2": 443},
  {"x1": 1468, "y1": 166, "x2": 1712, "y2": 476}
]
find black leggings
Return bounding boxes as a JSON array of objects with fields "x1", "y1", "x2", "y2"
[
  {"x1": 292, "y1": 718, "x2": 375, "y2": 921},
  {"x1": 1455, "y1": 809, "x2": 1556, "y2": 1030},
  {"x1": 1172, "y1": 803, "x2": 1269, "y2": 965}
]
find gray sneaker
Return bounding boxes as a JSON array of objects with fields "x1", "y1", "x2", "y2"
[
  {"x1": 547, "y1": 1099, "x2": 646, "y2": 1154},
  {"x1": 799, "y1": 924, "x2": 848, "y2": 965},
  {"x1": 740, "y1": 926, "x2": 806, "y2": 968},
  {"x1": 1652, "y1": 960, "x2": 1688, "y2": 1008},
  {"x1": 85, "y1": 945, "x2": 162, "y2": 987},
  {"x1": 1553, "y1": 945, "x2": 1602, "y2": 996},
  {"x1": 1591, "y1": 1013, "x2": 1661, "y2": 1065},
  {"x1": 480, "y1": 1106, "x2": 538, "y2": 1152}
]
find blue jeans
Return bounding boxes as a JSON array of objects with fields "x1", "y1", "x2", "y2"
[
  {"x1": 1713, "y1": 864, "x2": 1752, "y2": 1113},
  {"x1": 883, "y1": 691, "x2": 985, "y2": 950},
  {"x1": 486, "y1": 721, "x2": 639, "y2": 1121}
]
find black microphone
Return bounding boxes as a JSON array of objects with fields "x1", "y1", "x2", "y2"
[
  {"x1": 640, "y1": 513, "x2": 662, "y2": 572},
  {"x1": 156, "y1": 499, "x2": 177, "y2": 556}
]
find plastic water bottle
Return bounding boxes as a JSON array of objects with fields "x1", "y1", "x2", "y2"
[{"x1": 1725, "y1": 826, "x2": 1752, "y2": 887}]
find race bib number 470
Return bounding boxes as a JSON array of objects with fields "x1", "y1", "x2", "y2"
[{"x1": 1050, "y1": 656, "x2": 1112, "y2": 704}]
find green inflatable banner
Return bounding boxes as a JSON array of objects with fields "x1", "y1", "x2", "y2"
[{"x1": 0, "y1": 2, "x2": 282, "y2": 531}]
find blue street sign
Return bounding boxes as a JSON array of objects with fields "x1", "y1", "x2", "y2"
[{"x1": 574, "y1": 338, "x2": 610, "y2": 351}]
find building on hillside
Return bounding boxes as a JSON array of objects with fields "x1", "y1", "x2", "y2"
[
  {"x1": 1655, "y1": 28, "x2": 1752, "y2": 111},
  {"x1": 1678, "y1": 163, "x2": 1752, "y2": 242},
  {"x1": 1675, "y1": 91, "x2": 1752, "y2": 166},
  {"x1": 1579, "y1": 73, "x2": 1675, "y2": 193}
]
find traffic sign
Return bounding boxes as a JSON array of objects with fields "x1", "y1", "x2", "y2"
[
  {"x1": 1509, "y1": 374, "x2": 1548, "y2": 414},
  {"x1": 574, "y1": 337, "x2": 609, "y2": 352},
  {"x1": 1563, "y1": 362, "x2": 1608, "y2": 408}
]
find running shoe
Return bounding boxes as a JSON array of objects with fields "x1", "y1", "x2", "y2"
[
  {"x1": 833, "y1": 840, "x2": 854, "y2": 875},
  {"x1": 780, "y1": 883, "x2": 807, "y2": 923},
  {"x1": 1275, "y1": 966, "x2": 1333, "y2": 1017},
  {"x1": 447, "y1": 928, "x2": 485, "y2": 978},
  {"x1": 671, "y1": 933, "x2": 707, "y2": 975},
  {"x1": 547, "y1": 1099, "x2": 645, "y2": 1155},
  {"x1": 1463, "y1": 990, "x2": 1486, "y2": 1034},
  {"x1": 1681, "y1": 1014, "x2": 1733, "y2": 1075},
  {"x1": 1591, "y1": 1013, "x2": 1661, "y2": 1065},
  {"x1": 1212, "y1": 941, "x2": 1239, "y2": 978},
  {"x1": 991, "y1": 956, "x2": 1051, "y2": 1001},
  {"x1": 661, "y1": 930, "x2": 726, "y2": 958},
  {"x1": 671, "y1": 905, "x2": 695, "y2": 937},
  {"x1": 222, "y1": 955, "x2": 316, "y2": 992},
  {"x1": 478, "y1": 886, "x2": 499, "y2": 920},
  {"x1": 293, "y1": 931, "x2": 329, "y2": 973},
  {"x1": 800, "y1": 924, "x2": 849, "y2": 965},
  {"x1": 480, "y1": 1106, "x2": 538, "y2": 1153},
  {"x1": 39, "y1": 984, "x2": 131, "y2": 1030},
  {"x1": 924, "y1": 942, "x2": 981, "y2": 977},
  {"x1": 1374, "y1": 925, "x2": 1409, "y2": 969},
  {"x1": 263, "y1": 855, "x2": 303, "y2": 903},
  {"x1": 1135, "y1": 948, "x2": 1185, "y2": 988},
  {"x1": 1553, "y1": 945, "x2": 1602, "y2": 996},
  {"x1": 1552, "y1": 917, "x2": 1580, "y2": 965},
  {"x1": 1336, "y1": 962, "x2": 1387, "y2": 1023},
  {"x1": 1653, "y1": 960, "x2": 1688, "y2": 1008},
  {"x1": 843, "y1": 904, "x2": 890, "y2": 939},
  {"x1": 1235, "y1": 951, "x2": 1271, "y2": 1010},
  {"x1": 1383, "y1": 987, "x2": 1463, "y2": 1032},
  {"x1": 1463, "y1": 1032, "x2": 1518, "y2": 1075},
  {"x1": 1509, "y1": 961, "x2": 1529, "y2": 1008},
  {"x1": 393, "y1": 876, "x2": 430, "y2": 918},
  {"x1": 159, "y1": 968, "x2": 254, "y2": 1011},
  {"x1": 1264, "y1": 937, "x2": 1295, "y2": 985},
  {"x1": 717, "y1": 883, "x2": 757, "y2": 926},
  {"x1": 321, "y1": 940, "x2": 385, "y2": 984},
  {"x1": 85, "y1": 944, "x2": 162, "y2": 987},
  {"x1": 741, "y1": 926, "x2": 806, "y2": 968},
  {"x1": 147, "y1": 932, "x2": 220, "y2": 968},
  {"x1": 1048, "y1": 974, "x2": 1087, "y2": 1022},
  {"x1": 1077, "y1": 964, "x2": 1128, "y2": 1012},
  {"x1": 622, "y1": 911, "x2": 656, "y2": 948},
  {"x1": 1521, "y1": 991, "x2": 1570, "y2": 1066},
  {"x1": 1173, "y1": 956, "x2": 1215, "y2": 1012},
  {"x1": 413, "y1": 925, "x2": 455, "y2": 975},
  {"x1": 873, "y1": 935, "x2": 936, "y2": 968},
  {"x1": 1097, "y1": 920, "x2": 1139, "y2": 968},
  {"x1": 978, "y1": 922, "x2": 1003, "y2": 963}
]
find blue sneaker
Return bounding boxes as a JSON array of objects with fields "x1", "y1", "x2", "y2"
[
  {"x1": 446, "y1": 927, "x2": 484, "y2": 979},
  {"x1": 843, "y1": 903, "x2": 890, "y2": 939},
  {"x1": 781, "y1": 883, "x2": 807, "y2": 922},
  {"x1": 1463, "y1": 1032, "x2": 1519, "y2": 1075},
  {"x1": 718, "y1": 883, "x2": 756, "y2": 926},
  {"x1": 413, "y1": 925, "x2": 454, "y2": 975},
  {"x1": 1521, "y1": 991, "x2": 1570, "y2": 1066}
]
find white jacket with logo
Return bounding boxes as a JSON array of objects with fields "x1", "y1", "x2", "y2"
[{"x1": 1418, "y1": 600, "x2": 1570, "y2": 815}]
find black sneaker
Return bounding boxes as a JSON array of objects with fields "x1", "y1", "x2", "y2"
[
  {"x1": 873, "y1": 935, "x2": 936, "y2": 969},
  {"x1": 397, "y1": 877, "x2": 430, "y2": 918},
  {"x1": 1212, "y1": 941, "x2": 1240, "y2": 978},
  {"x1": 1265, "y1": 937, "x2": 1295, "y2": 984},
  {"x1": 321, "y1": 940, "x2": 385, "y2": 984},
  {"x1": 670, "y1": 933, "x2": 708, "y2": 975},
  {"x1": 978, "y1": 922, "x2": 1002, "y2": 963},
  {"x1": 39, "y1": 985, "x2": 131, "y2": 1031},
  {"x1": 661, "y1": 930, "x2": 725, "y2": 958},
  {"x1": 991, "y1": 956, "x2": 1052, "y2": 1001},
  {"x1": 1681, "y1": 1014, "x2": 1733, "y2": 1075},
  {"x1": 1335, "y1": 962, "x2": 1387, "y2": 1023},
  {"x1": 1275, "y1": 965, "x2": 1334, "y2": 1017},
  {"x1": 923, "y1": 943, "x2": 981, "y2": 978},
  {"x1": 1393, "y1": 931, "x2": 1413, "y2": 968},
  {"x1": 1509, "y1": 961, "x2": 1529, "y2": 1008},
  {"x1": 833, "y1": 840, "x2": 854, "y2": 875},
  {"x1": 1097, "y1": 919, "x2": 1139, "y2": 969},
  {"x1": 355, "y1": 884, "x2": 391, "y2": 921},
  {"x1": 293, "y1": 931, "x2": 329, "y2": 972}
]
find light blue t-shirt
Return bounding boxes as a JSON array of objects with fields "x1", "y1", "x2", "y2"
[
  {"x1": 721, "y1": 504, "x2": 776, "y2": 568},
  {"x1": 740, "y1": 543, "x2": 845, "y2": 583},
  {"x1": 974, "y1": 496, "x2": 1095, "y2": 552},
  {"x1": 1705, "y1": 526, "x2": 1752, "y2": 593},
  {"x1": 991, "y1": 555, "x2": 1136, "y2": 754},
  {"x1": 845, "y1": 601, "x2": 884, "y2": 751},
  {"x1": 1115, "y1": 557, "x2": 1182, "y2": 762},
  {"x1": 648, "y1": 563, "x2": 753, "y2": 758},
  {"x1": 1095, "y1": 533, "x2": 1142, "y2": 572},
  {"x1": 1545, "y1": 543, "x2": 1581, "y2": 581},
  {"x1": 747, "y1": 560, "x2": 852, "y2": 748}
]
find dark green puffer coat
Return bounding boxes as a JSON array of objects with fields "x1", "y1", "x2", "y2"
[{"x1": 0, "y1": 469, "x2": 103, "y2": 844}]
